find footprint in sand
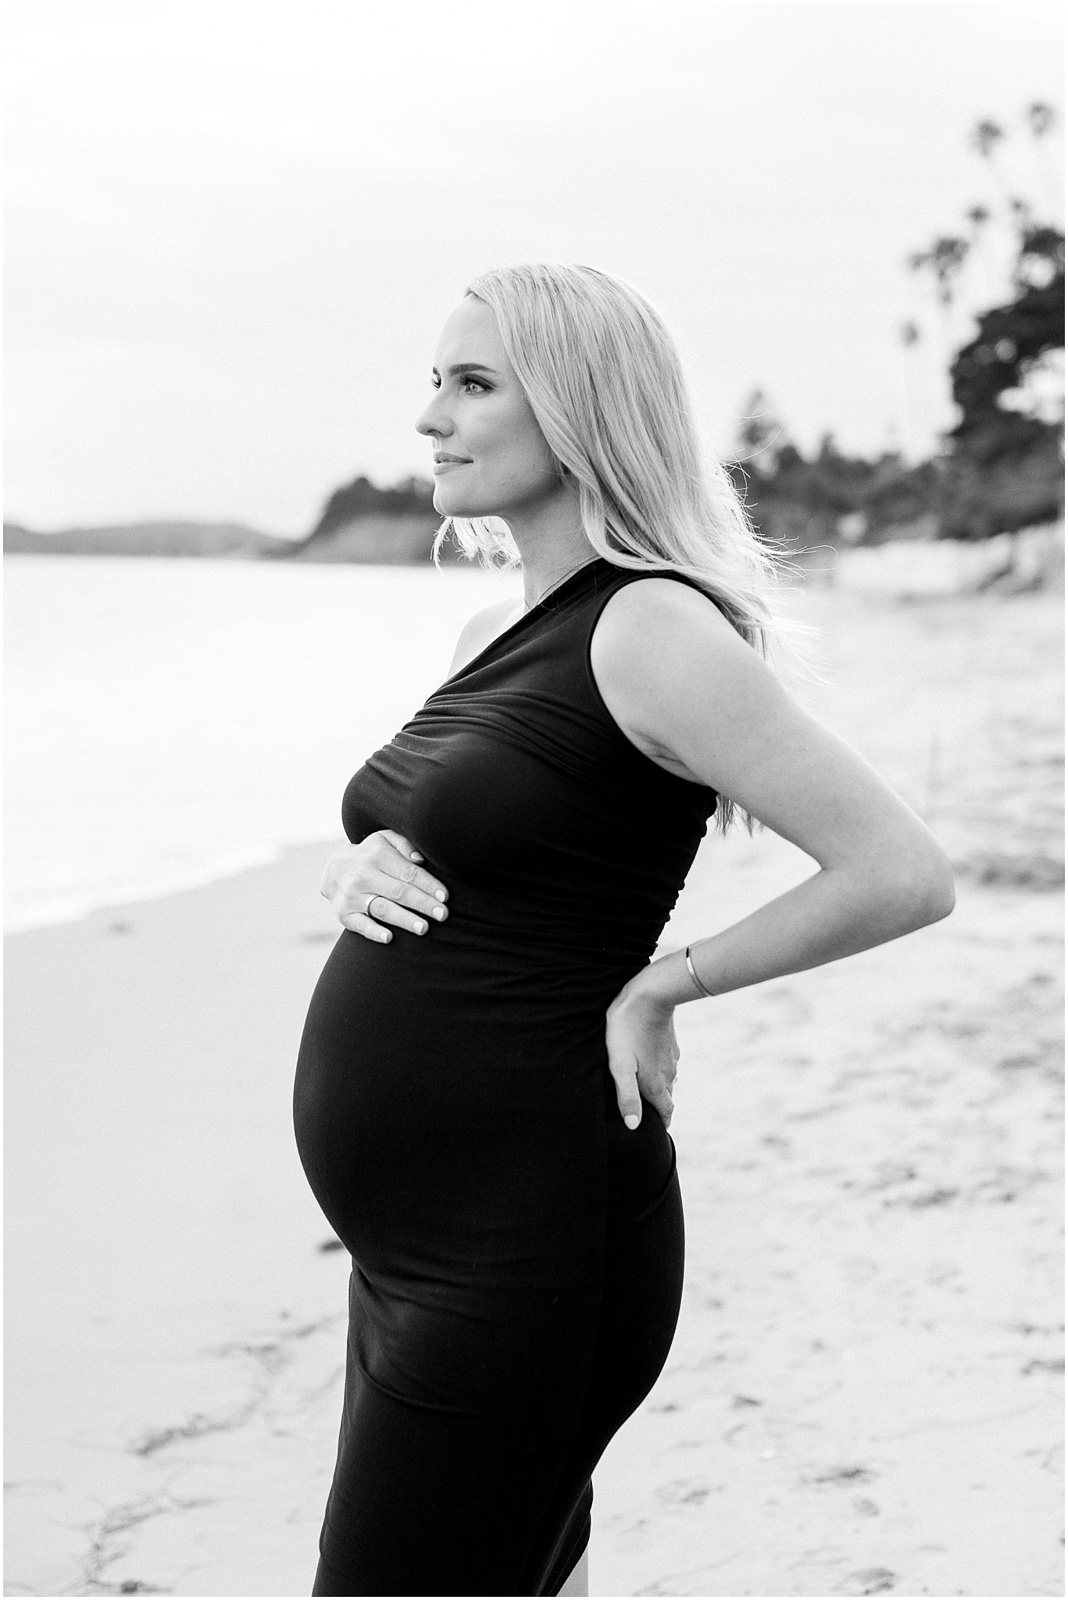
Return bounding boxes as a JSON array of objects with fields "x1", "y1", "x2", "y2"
[{"x1": 842, "y1": 1569, "x2": 896, "y2": 1596}]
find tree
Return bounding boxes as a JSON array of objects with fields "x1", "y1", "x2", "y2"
[
  {"x1": 941, "y1": 223, "x2": 1064, "y2": 538},
  {"x1": 1027, "y1": 101, "x2": 1056, "y2": 140},
  {"x1": 903, "y1": 103, "x2": 1064, "y2": 538},
  {"x1": 733, "y1": 388, "x2": 788, "y2": 468},
  {"x1": 908, "y1": 236, "x2": 971, "y2": 312},
  {"x1": 307, "y1": 473, "x2": 436, "y2": 542},
  {"x1": 970, "y1": 117, "x2": 1011, "y2": 206}
]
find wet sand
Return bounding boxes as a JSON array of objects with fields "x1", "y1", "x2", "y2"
[{"x1": 5, "y1": 590, "x2": 1062, "y2": 1597}]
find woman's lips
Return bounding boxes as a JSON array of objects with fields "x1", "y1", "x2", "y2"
[{"x1": 432, "y1": 459, "x2": 472, "y2": 474}]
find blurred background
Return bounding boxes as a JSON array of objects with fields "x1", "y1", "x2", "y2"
[{"x1": 5, "y1": 3, "x2": 1064, "y2": 1597}]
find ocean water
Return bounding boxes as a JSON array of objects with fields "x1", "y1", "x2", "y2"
[{"x1": 4, "y1": 556, "x2": 517, "y2": 932}]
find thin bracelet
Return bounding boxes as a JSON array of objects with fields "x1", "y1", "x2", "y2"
[{"x1": 684, "y1": 945, "x2": 715, "y2": 1000}]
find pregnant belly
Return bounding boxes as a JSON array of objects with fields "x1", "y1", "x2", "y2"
[
  {"x1": 292, "y1": 929, "x2": 674, "y2": 1285},
  {"x1": 292, "y1": 931, "x2": 612, "y2": 1278}
]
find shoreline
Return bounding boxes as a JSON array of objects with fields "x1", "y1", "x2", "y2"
[{"x1": 3, "y1": 833, "x2": 345, "y2": 938}]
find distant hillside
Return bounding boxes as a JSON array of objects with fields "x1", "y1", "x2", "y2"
[
  {"x1": 4, "y1": 475, "x2": 454, "y2": 564},
  {"x1": 3, "y1": 521, "x2": 297, "y2": 558},
  {"x1": 292, "y1": 514, "x2": 445, "y2": 563},
  {"x1": 306, "y1": 474, "x2": 435, "y2": 541},
  {"x1": 290, "y1": 473, "x2": 462, "y2": 564}
]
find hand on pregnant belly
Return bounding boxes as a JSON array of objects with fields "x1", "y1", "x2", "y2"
[
  {"x1": 606, "y1": 981, "x2": 680, "y2": 1131},
  {"x1": 320, "y1": 830, "x2": 449, "y2": 942}
]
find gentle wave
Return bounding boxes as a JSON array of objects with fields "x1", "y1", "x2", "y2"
[{"x1": 4, "y1": 839, "x2": 300, "y2": 934}]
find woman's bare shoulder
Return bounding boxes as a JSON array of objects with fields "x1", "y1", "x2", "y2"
[
  {"x1": 589, "y1": 576, "x2": 772, "y2": 781},
  {"x1": 591, "y1": 576, "x2": 753, "y2": 688},
  {"x1": 448, "y1": 595, "x2": 525, "y2": 675}
]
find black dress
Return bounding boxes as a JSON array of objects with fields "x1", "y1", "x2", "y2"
[{"x1": 293, "y1": 559, "x2": 718, "y2": 1596}]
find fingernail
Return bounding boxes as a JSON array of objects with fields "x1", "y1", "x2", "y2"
[
  {"x1": 433, "y1": 907, "x2": 447, "y2": 920},
  {"x1": 624, "y1": 1114, "x2": 641, "y2": 1130},
  {"x1": 415, "y1": 922, "x2": 427, "y2": 934},
  {"x1": 410, "y1": 852, "x2": 424, "y2": 862},
  {"x1": 380, "y1": 931, "x2": 392, "y2": 942},
  {"x1": 435, "y1": 889, "x2": 447, "y2": 901}
]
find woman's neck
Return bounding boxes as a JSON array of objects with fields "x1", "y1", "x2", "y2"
[{"x1": 507, "y1": 486, "x2": 596, "y2": 610}]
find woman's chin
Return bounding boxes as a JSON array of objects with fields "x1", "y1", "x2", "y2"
[{"x1": 433, "y1": 486, "x2": 489, "y2": 521}]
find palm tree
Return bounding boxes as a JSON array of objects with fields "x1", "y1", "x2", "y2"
[
  {"x1": 897, "y1": 322, "x2": 924, "y2": 458},
  {"x1": 970, "y1": 117, "x2": 1011, "y2": 208},
  {"x1": 1024, "y1": 101, "x2": 1059, "y2": 221},
  {"x1": 1026, "y1": 101, "x2": 1055, "y2": 140},
  {"x1": 971, "y1": 118, "x2": 1005, "y2": 159},
  {"x1": 908, "y1": 236, "x2": 970, "y2": 319},
  {"x1": 963, "y1": 202, "x2": 1000, "y2": 305},
  {"x1": 907, "y1": 236, "x2": 972, "y2": 411}
]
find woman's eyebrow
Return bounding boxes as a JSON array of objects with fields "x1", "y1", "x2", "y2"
[{"x1": 432, "y1": 362, "x2": 499, "y2": 378}]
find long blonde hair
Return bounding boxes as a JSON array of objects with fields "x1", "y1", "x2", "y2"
[{"x1": 434, "y1": 262, "x2": 794, "y2": 828}]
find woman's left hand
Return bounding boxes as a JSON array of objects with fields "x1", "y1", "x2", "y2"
[{"x1": 606, "y1": 980, "x2": 679, "y2": 1130}]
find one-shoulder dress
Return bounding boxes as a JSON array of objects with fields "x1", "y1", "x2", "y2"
[{"x1": 293, "y1": 558, "x2": 718, "y2": 1596}]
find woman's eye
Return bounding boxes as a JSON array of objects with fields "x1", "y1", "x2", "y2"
[{"x1": 428, "y1": 376, "x2": 489, "y2": 394}]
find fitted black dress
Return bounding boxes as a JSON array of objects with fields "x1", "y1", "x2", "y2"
[{"x1": 293, "y1": 559, "x2": 718, "y2": 1597}]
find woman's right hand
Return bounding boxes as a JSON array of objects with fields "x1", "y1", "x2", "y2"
[{"x1": 320, "y1": 831, "x2": 449, "y2": 943}]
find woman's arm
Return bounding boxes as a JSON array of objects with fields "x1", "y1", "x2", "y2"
[{"x1": 591, "y1": 579, "x2": 955, "y2": 1127}]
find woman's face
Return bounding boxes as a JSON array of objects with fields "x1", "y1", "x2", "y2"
[{"x1": 415, "y1": 296, "x2": 561, "y2": 520}]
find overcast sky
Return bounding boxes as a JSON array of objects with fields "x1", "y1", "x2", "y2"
[{"x1": 5, "y1": 0, "x2": 1063, "y2": 535}]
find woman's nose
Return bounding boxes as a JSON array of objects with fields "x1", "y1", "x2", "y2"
[{"x1": 415, "y1": 397, "x2": 451, "y2": 439}]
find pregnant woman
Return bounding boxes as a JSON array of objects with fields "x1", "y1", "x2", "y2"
[{"x1": 293, "y1": 263, "x2": 954, "y2": 1597}]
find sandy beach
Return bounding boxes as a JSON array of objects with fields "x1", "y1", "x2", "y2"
[{"x1": 5, "y1": 589, "x2": 1063, "y2": 1598}]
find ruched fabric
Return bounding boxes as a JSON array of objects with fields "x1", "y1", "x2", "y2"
[{"x1": 293, "y1": 559, "x2": 718, "y2": 1596}]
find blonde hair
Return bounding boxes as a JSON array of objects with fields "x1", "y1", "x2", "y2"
[{"x1": 434, "y1": 262, "x2": 795, "y2": 828}]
